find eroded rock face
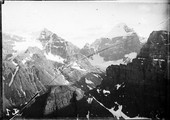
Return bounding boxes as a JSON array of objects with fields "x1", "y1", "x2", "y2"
[{"x1": 44, "y1": 86, "x2": 76, "y2": 115}]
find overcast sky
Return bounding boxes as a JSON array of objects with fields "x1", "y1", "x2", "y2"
[{"x1": 2, "y1": 1, "x2": 169, "y2": 48}]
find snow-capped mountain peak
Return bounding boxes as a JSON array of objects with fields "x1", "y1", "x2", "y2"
[{"x1": 105, "y1": 23, "x2": 134, "y2": 39}]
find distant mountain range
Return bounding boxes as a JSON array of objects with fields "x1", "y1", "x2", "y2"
[
  {"x1": 3, "y1": 23, "x2": 145, "y2": 69},
  {"x1": 80, "y1": 23, "x2": 143, "y2": 69},
  {"x1": 2, "y1": 23, "x2": 169, "y2": 119}
]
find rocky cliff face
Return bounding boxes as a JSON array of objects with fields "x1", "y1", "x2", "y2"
[
  {"x1": 38, "y1": 28, "x2": 79, "y2": 60},
  {"x1": 96, "y1": 32, "x2": 141, "y2": 61},
  {"x1": 89, "y1": 30, "x2": 169, "y2": 119}
]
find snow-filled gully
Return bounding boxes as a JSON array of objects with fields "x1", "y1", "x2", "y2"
[
  {"x1": 9, "y1": 65, "x2": 20, "y2": 87},
  {"x1": 91, "y1": 96, "x2": 149, "y2": 120}
]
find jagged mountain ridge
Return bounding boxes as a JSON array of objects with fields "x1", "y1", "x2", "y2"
[
  {"x1": 80, "y1": 23, "x2": 142, "y2": 69},
  {"x1": 105, "y1": 23, "x2": 134, "y2": 39},
  {"x1": 13, "y1": 30, "x2": 169, "y2": 119},
  {"x1": 2, "y1": 29, "x2": 103, "y2": 119},
  {"x1": 38, "y1": 28, "x2": 80, "y2": 61},
  {"x1": 2, "y1": 24, "x2": 168, "y2": 119}
]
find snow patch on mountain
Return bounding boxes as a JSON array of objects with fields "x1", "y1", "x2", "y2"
[
  {"x1": 108, "y1": 105, "x2": 130, "y2": 119},
  {"x1": 13, "y1": 39, "x2": 43, "y2": 52},
  {"x1": 115, "y1": 84, "x2": 121, "y2": 90},
  {"x1": 87, "y1": 85, "x2": 93, "y2": 90},
  {"x1": 92, "y1": 96, "x2": 129, "y2": 119},
  {"x1": 12, "y1": 60, "x2": 18, "y2": 66},
  {"x1": 130, "y1": 116, "x2": 150, "y2": 119},
  {"x1": 89, "y1": 54, "x2": 123, "y2": 69},
  {"x1": 51, "y1": 74, "x2": 70, "y2": 85},
  {"x1": 58, "y1": 75, "x2": 70, "y2": 85},
  {"x1": 103, "y1": 89, "x2": 110, "y2": 95},
  {"x1": 87, "y1": 97, "x2": 93, "y2": 104},
  {"x1": 124, "y1": 52, "x2": 137, "y2": 62},
  {"x1": 71, "y1": 62, "x2": 86, "y2": 72},
  {"x1": 115, "y1": 83, "x2": 125, "y2": 90},
  {"x1": 93, "y1": 74, "x2": 99, "y2": 78},
  {"x1": 93, "y1": 96, "x2": 148, "y2": 119},
  {"x1": 44, "y1": 52, "x2": 65, "y2": 63},
  {"x1": 9, "y1": 66, "x2": 19, "y2": 87},
  {"x1": 20, "y1": 85, "x2": 26, "y2": 97},
  {"x1": 22, "y1": 57, "x2": 31, "y2": 64},
  {"x1": 21, "y1": 53, "x2": 34, "y2": 64},
  {"x1": 85, "y1": 78, "x2": 94, "y2": 84},
  {"x1": 86, "y1": 111, "x2": 90, "y2": 120},
  {"x1": 88, "y1": 52, "x2": 138, "y2": 69}
]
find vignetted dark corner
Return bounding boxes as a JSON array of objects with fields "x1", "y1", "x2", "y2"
[{"x1": 1, "y1": 1, "x2": 170, "y2": 120}]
